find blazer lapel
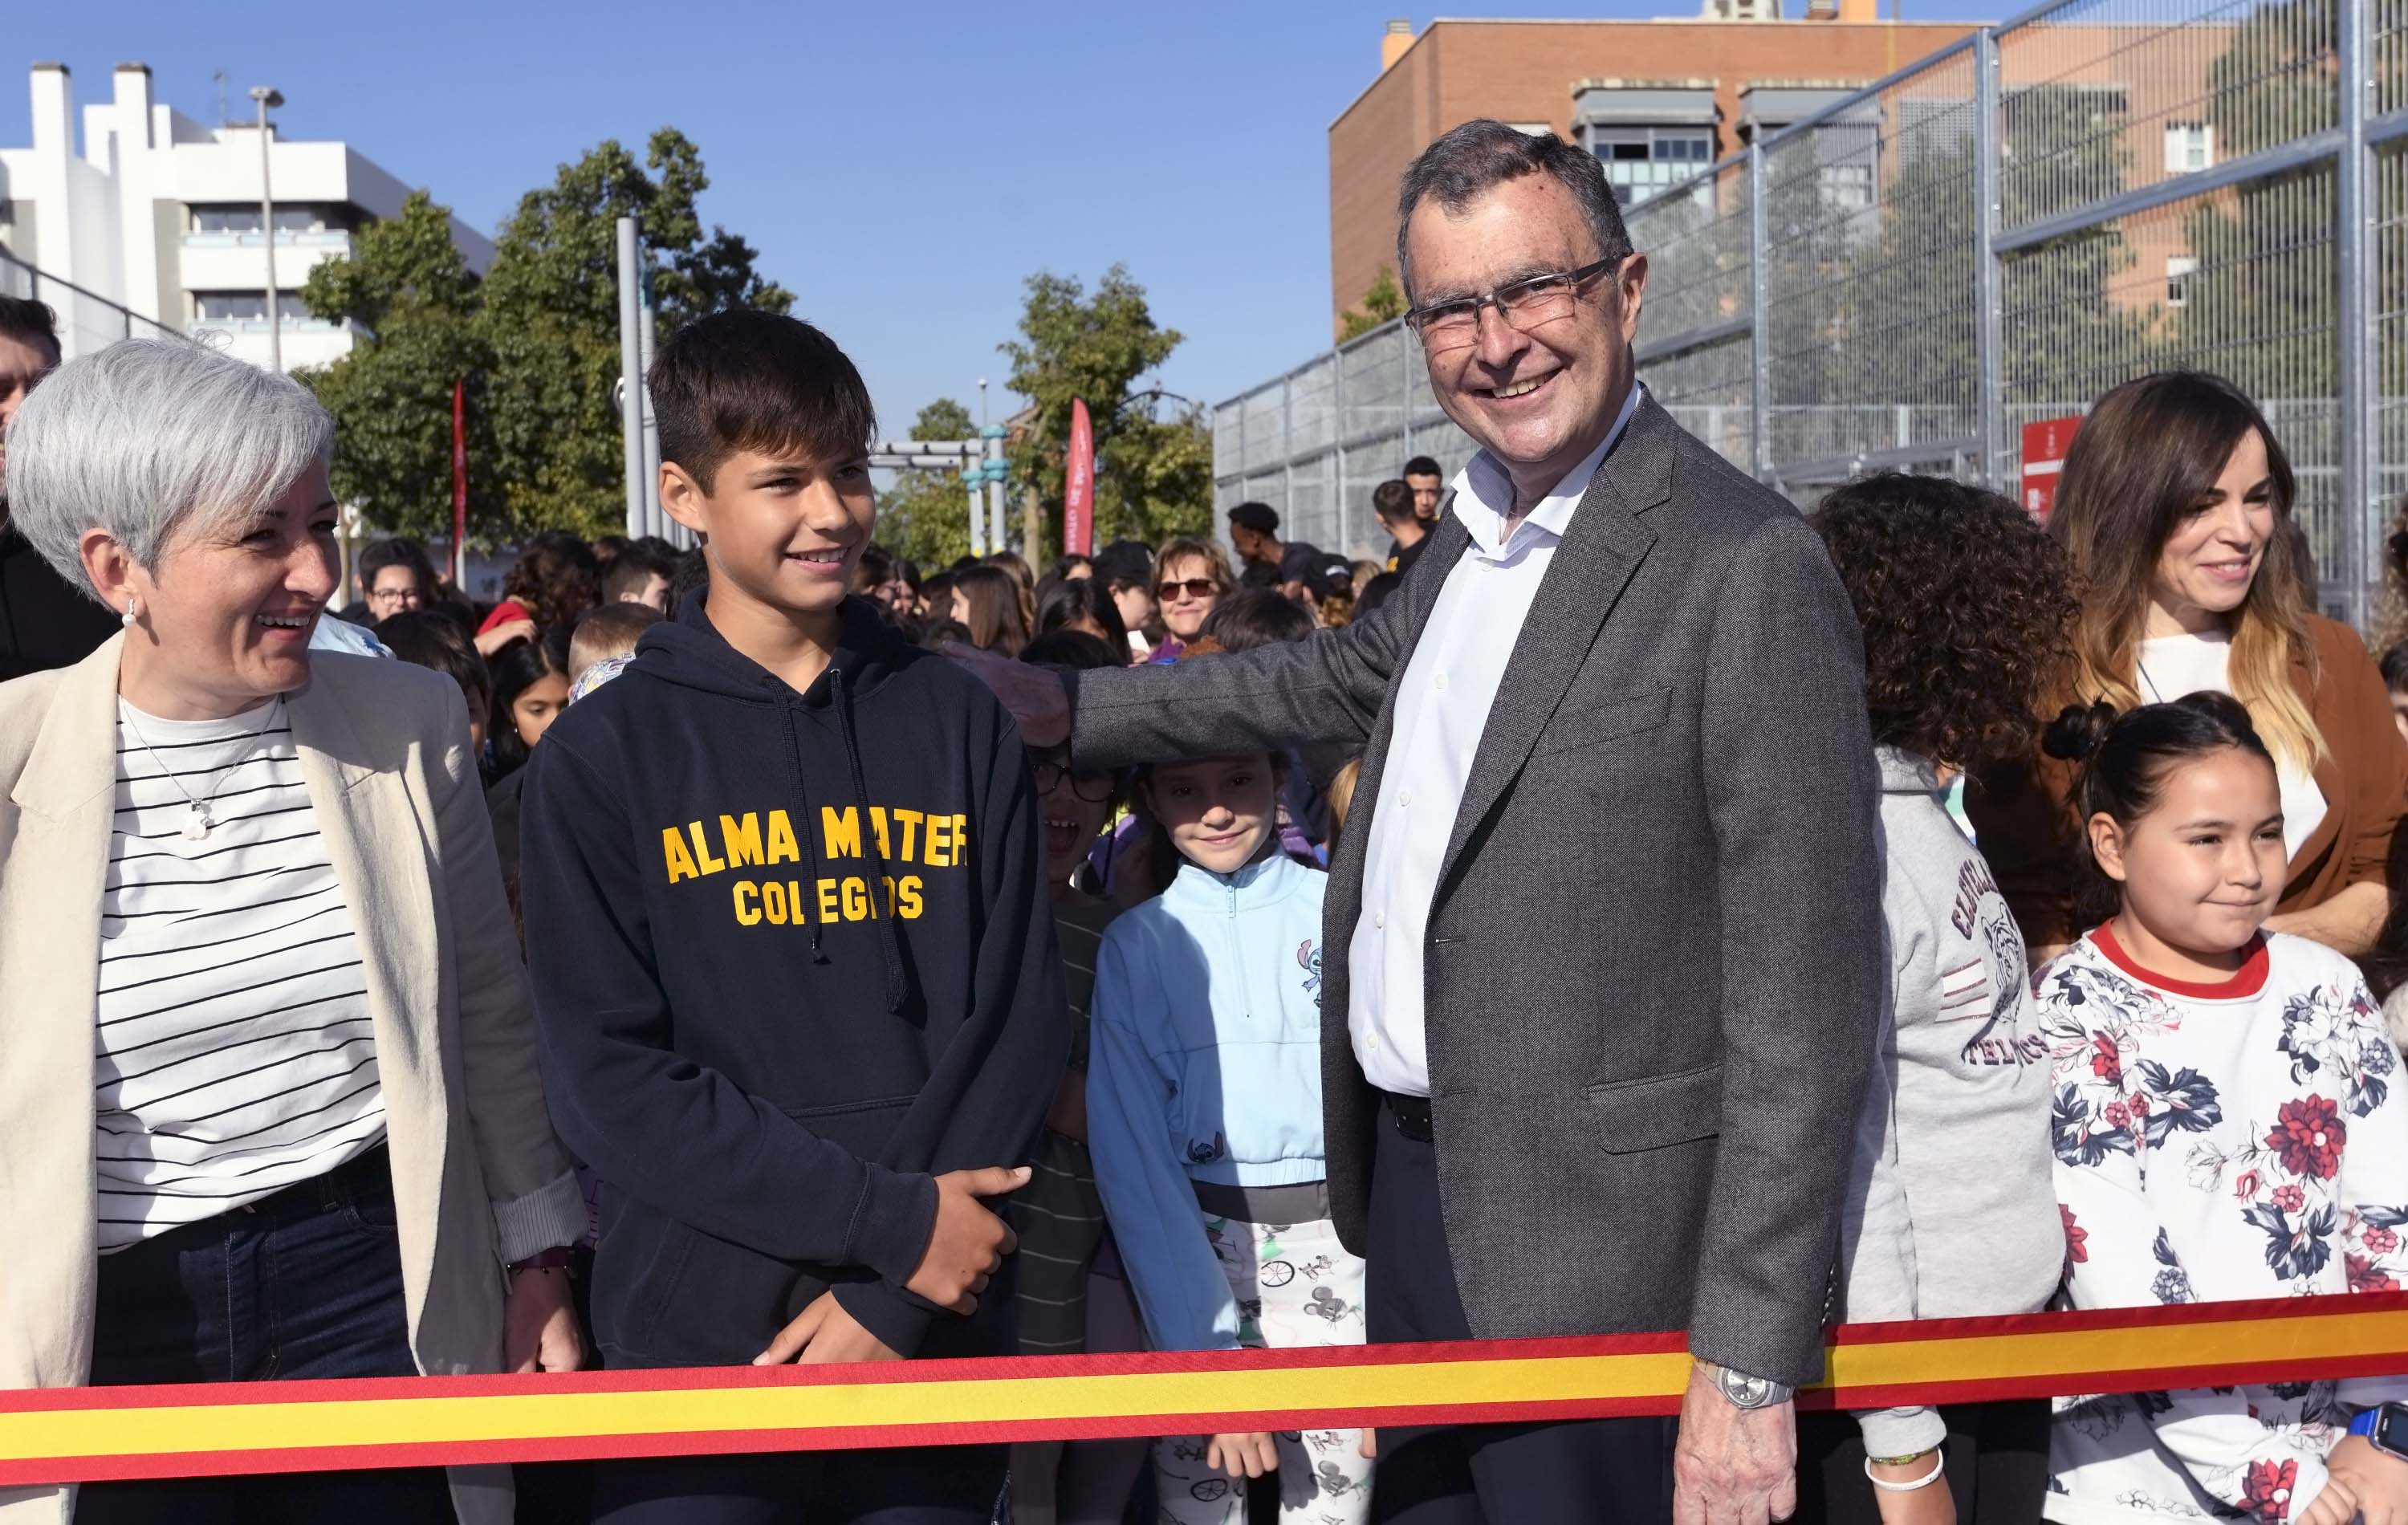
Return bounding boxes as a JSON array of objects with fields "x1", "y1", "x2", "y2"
[
  {"x1": 1, "y1": 636, "x2": 123, "y2": 1388},
  {"x1": 1431, "y1": 399, "x2": 1674, "y2": 898}
]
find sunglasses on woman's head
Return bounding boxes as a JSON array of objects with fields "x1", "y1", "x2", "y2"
[{"x1": 1157, "y1": 578, "x2": 1216, "y2": 601}]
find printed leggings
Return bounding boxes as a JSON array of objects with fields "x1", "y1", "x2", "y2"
[{"x1": 1155, "y1": 1188, "x2": 1373, "y2": 1525}]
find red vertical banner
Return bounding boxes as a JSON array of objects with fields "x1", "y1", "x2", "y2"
[
  {"x1": 2020, "y1": 416, "x2": 2081, "y2": 524},
  {"x1": 1064, "y1": 398, "x2": 1094, "y2": 559},
  {"x1": 452, "y1": 379, "x2": 468, "y2": 588}
]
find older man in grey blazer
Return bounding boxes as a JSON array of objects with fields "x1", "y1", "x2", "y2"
[{"x1": 1065, "y1": 122, "x2": 1882, "y2": 1524}]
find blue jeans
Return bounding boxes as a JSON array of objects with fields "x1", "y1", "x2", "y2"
[{"x1": 79, "y1": 1144, "x2": 456, "y2": 1525}]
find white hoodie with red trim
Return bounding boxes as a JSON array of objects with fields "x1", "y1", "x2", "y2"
[{"x1": 2040, "y1": 926, "x2": 2408, "y2": 1525}]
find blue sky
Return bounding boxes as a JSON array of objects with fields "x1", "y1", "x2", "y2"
[{"x1": 12, "y1": 0, "x2": 1996, "y2": 433}]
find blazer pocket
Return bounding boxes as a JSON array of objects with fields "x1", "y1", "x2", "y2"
[
  {"x1": 1584, "y1": 1061, "x2": 1723, "y2": 1153},
  {"x1": 1533, "y1": 685, "x2": 1673, "y2": 758}
]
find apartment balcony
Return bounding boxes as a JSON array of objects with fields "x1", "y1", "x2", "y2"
[
  {"x1": 177, "y1": 231, "x2": 356, "y2": 294},
  {"x1": 188, "y1": 317, "x2": 364, "y2": 373}
]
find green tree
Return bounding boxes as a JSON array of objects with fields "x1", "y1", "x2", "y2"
[
  {"x1": 1338, "y1": 265, "x2": 1407, "y2": 340},
  {"x1": 999, "y1": 265, "x2": 1211, "y2": 557},
  {"x1": 2175, "y1": 0, "x2": 2338, "y2": 401},
  {"x1": 296, "y1": 190, "x2": 496, "y2": 543},
  {"x1": 877, "y1": 398, "x2": 979, "y2": 569},
  {"x1": 478, "y1": 128, "x2": 793, "y2": 540}
]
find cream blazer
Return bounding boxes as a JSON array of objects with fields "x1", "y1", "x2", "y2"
[{"x1": 0, "y1": 636, "x2": 580, "y2": 1525}]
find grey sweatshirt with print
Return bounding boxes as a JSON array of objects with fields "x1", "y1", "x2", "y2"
[{"x1": 1838, "y1": 748, "x2": 2064, "y2": 1455}]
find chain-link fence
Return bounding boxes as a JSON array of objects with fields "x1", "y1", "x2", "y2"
[
  {"x1": 1215, "y1": 0, "x2": 2408, "y2": 623},
  {"x1": 0, "y1": 246, "x2": 181, "y2": 360}
]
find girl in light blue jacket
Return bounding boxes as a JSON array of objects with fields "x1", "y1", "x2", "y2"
[{"x1": 1087, "y1": 750, "x2": 1370, "y2": 1525}]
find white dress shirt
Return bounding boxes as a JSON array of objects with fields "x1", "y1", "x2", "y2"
[{"x1": 1348, "y1": 383, "x2": 1642, "y2": 1096}]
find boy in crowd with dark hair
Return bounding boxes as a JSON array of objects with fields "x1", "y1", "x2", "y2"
[
  {"x1": 519, "y1": 307, "x2": 1068, "y2": 1525},
  {"x1": 600, "y1": 539, "x2": 677, "y2": 612},
  {"x1": 1374, "y1": 477, "x2": 1430, "y2": 577},
  {"x1": 1225, "y1": 499, "x2": 1282, "y2": 571},
  {"x1": 1401, "y1": 453, "x2": 1446, "y2": 522},
  {"x1": 0, "y1": 295, "x2": 119, "y2": 682}
]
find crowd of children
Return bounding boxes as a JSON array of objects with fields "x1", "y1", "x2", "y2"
[{"x1": 319, "y1": 308, "x2": 2408, "y2": 1525}]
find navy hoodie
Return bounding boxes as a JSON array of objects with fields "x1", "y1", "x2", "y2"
[{"x1": 519, "y1": 595, "x2": 1068, "y2": 1367}]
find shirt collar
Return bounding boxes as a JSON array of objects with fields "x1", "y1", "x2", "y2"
[{"x1": 1450, "y1": 382, "x2": 1643, "y2": 563}]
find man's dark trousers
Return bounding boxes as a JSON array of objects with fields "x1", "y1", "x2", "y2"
[{"x1": 1367, "y1": 1099, "x2": 1675, "y2": 1524}]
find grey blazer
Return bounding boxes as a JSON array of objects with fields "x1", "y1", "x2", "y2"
[{"x1": 1071, "y1": 396, "x2": 1882, "y2": 1385}]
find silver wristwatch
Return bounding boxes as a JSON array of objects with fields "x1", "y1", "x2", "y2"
[{"x1": 1703, "y1": 1361, "x2": 1795, "y2": 1411}]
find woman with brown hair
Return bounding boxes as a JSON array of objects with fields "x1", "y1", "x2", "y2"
[
  {"x1": 948, "y1": 563, "x2": 1032, "y2": 657},
  {"x1": 1969, "y1": 371, "x2": 2407, "y2": 963},
  {"x1": 1145, "y1": 535, "x2": 1237, "y2": 663}
]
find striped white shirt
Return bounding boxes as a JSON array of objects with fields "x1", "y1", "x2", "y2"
[{"x1": 96, "y1": 696, "x2": 386, "y2": 1252}]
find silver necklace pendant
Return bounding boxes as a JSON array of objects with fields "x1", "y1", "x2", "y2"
[{"x1": 182, "y1": 803, "x2": 212, "y2": 841}]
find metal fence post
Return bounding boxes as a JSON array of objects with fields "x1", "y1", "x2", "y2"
[
  {"x1": 2336, "y1": 0, "x2": 2373, "y2": 626},
  {"x1": 1335, "y1": 348, "x2": 1350, "y2": 555},
  {"x1": 1281, "y1": 378, "x2": 1294, "y2": 529},
  {"x1": 1973, "y1": 26, "x2": 2004, "y2": 494},
  {"x1": 1747, "y1": 143, "x2": 1771, "y2": 482}
]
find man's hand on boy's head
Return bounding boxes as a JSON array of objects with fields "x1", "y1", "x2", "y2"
[
  {"x1": 938, "y1": 647, "x2": 1069, "y2": 750},
  {"x1": 905, "y1": 1165, "x2": 1030, "y2": 1315},
  {"x1": 752, "y1": 1291, "x2": 902, "y2": 1366}
]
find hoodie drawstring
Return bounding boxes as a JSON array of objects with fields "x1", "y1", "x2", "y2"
[
  {"x1": 775, "y1": 685, "x2": 833, "y2": 966},
  {"x1": 831, "y1": 668, "x2": 911, "y2": 1015}
]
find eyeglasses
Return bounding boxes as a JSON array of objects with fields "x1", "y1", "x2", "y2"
[
  {"x1": 1405, "y1": 258, "x2": 1621, "y2": 356},
  {"x1": 1032, "y1": 759, "x2": 1117, "y2": 803},
  {"x1": 367, "y1": 585, "x2": 422, "y2": 607},
  {"x1": 1157, "y1": 578, "x2": 1218, "y2": 602}
]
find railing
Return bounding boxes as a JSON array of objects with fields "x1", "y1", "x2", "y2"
[
  {"x1": 0, "y1": 245, "x2": 181, "y2": 360},
  {"x1": 1214, "y1": 0, "x2": 2408, "y2": 624}
]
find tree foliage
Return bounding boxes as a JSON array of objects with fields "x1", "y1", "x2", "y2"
[
  {"x1": 297, "y1": 191, "x2": 494, "y2": 543},
  {"x1": 479, "y1": 128, "x2": 793, "y2": 541},
  {"x1": 998, "y1": 265, "x2": 1211, "y2": 559},
  {"x1": 299, "y1": 129, "x2": 791, "y2": 546},
  {"x1": 876, "y1": 398, "x2": 979, "y2": 570},
  {"x1": 1339, "y1": 265, "x2": 1407, "y2": 340}
]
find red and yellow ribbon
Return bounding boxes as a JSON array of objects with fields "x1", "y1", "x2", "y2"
[{"x1": 3, "y1": 1293, "x2": 2403, "y2": 1484}]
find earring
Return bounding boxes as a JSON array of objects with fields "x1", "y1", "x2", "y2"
[{"x1": 121, "y1": 598, "x2": 138, "y2": 629}]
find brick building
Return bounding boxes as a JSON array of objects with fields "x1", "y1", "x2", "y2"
[{"x1": 1328, "y1": 10, "x2": 1983, "y2": 336}]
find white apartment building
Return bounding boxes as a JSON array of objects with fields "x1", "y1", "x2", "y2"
[{"x1": 0, "y1": 61, "x2": 491, "y2": 370}]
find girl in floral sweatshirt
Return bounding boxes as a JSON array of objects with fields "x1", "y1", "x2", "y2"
[{"x1": 2038, "y1": 693, "x2": 2408, "y2": 1525}]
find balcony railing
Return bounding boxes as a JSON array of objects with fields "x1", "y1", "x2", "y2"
[{"x1": 180, "y1": 230, "x2": 354, "y2": 249}]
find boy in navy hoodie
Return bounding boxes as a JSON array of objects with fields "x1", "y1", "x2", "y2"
[{"x1": 520, "y1": 310, "x2": 1069, "y2": 1524}]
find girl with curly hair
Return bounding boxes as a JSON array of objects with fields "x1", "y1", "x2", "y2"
[
  {"x1": 477, "y1": 531, "x2": 600, "y2": 654},
  {"x1": 1800, "y1": 474, "x2": 2079, "y2": 1525},
  {"x1": 2032, "y1": 692, "x2": 2408, "y2": 1525},
  {"x1": 1969, "y1": 373, "x2": 2406, "y2": 966}
]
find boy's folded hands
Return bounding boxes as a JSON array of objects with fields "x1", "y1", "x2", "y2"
[
  {"x1": 905, "y1": 1165, "x2": 1031, "y2": 1315},
  {"x1": 751, "y1": 1291, "x2": 901, "y2": 1366},
  {"x1": 752, "y1": 1165, "x2": 1031, "y2": 1366}
]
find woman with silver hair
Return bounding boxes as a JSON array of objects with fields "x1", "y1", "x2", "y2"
[{"x1": 0, "y1": 340, "x2": 584, "y2": 1525}]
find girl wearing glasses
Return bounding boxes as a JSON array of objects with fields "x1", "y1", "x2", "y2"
[
  {"x1": 1146, "y1": 536, "x2": 1236, "y2": 664},
  {"x1": 1086, "y1": 704, "x2": 1371, "y2": 1523}
]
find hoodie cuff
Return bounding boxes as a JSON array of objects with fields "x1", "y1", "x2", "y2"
[
  {"x1": 492, "y1": 1169, "x2": 588, "y2": 1267},
  {"x1": 831, "y1": 1279, "x2": 938, "y2": 1359},
  {"x1": 1854, "y1": 1405, "x2": 1947, "y2": 1460},
  {"x1": 847, "y1": 1167, "x2": 940, "y2": 1287}
]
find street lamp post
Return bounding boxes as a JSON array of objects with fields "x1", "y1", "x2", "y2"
[{"x1": 249, "y1": 86, "x2": 284, "y2": 372}]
